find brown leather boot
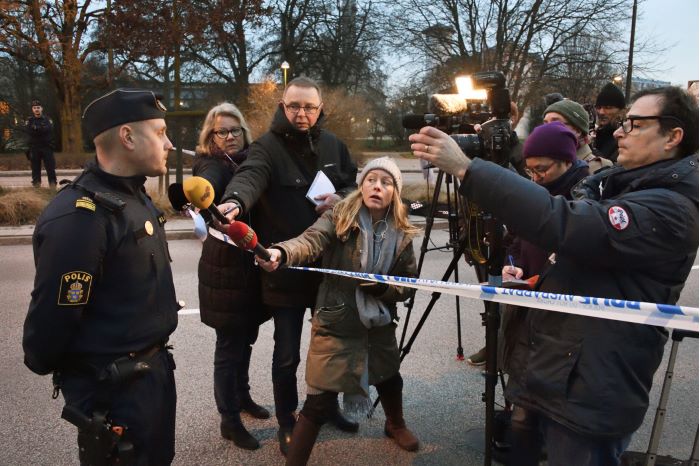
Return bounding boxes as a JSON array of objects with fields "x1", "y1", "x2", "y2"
[
  {"x1": 377, "y1": 376, "x2": 419, "y2": 452},
  {"x1": 285, "y1": 414, "x2": 322, "y2": 466}
]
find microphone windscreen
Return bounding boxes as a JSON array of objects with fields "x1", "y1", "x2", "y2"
[
  {"x1": 183, "y1": 176, "x2": 215, "y2": 209},
  {"x1": 227, "y1": 221, "x2": 258, "y2": 249},
  {"x1": 167, "y1": 183, "x2": 189, "y2": 211},
  {"x1": 429, "y1": 94, "x2": 469, "y2": 115},
  {"x1": 402, "y1": 114, "x2": 429, "y2": 129}
]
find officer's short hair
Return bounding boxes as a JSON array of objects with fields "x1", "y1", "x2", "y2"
[
  {"x1": 632, "y1": 86, "x2": 699, "y2": 157},
  {"x1": 93, "y1": 126, "x2": 121, "y2": 151}
]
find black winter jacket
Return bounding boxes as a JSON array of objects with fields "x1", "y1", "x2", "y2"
[
  {"x1": 461, "y1": 154, "x2": 698, "y2": 437},
  {"x1": 26, "y1": 115, "x2": 53, "y2": 150},
  {"x1": 222, "y1": 107, "x2": 357, "y2": 307},
  {"x1": 193, "y1": 150, "x2": 267, "y2": 329},
  {"x1": 23, "y1": 162, "x2": 179, "y2": 374},
  {"x1": 592, "y1": 124, "x2": 619, "y2": 162}
]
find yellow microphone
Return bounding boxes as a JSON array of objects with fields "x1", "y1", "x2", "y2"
[{"x1": 182, "y1": 176, "x2": 229, "y2": 224}]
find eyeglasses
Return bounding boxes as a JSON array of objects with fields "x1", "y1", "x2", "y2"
[
  {"x1": 283, "y1": 103, "x2": 321, "y2": 115},
  {"x1": 212, "y1": 127, "x2": 243, "y2": 139},
  {"x1": 620, "y1": 115, "x2": 684, "y2": 134},
  {"x1": 524, "y1": 161, "x2": 557, "y2": 179}
]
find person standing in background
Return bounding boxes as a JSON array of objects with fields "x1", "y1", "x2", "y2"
[
  {"x1": 592, "y1": 83, "x2": 627, "y2": 162},
  {"x1": 25, "y1": 99, "x2": 57, "y2": 188}
]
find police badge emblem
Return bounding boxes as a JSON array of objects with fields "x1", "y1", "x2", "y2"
[{"x1": 58, "y1": 271, "x2": 93, "y2": 305}]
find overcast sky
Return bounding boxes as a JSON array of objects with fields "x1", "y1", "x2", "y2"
[{"x1": 630, "y1": 0, "x2": 698, "y2": 85}]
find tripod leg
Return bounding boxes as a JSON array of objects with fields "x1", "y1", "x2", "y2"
[{"x1": 399, "y1": 170, "x2": 445, "y2": 351}]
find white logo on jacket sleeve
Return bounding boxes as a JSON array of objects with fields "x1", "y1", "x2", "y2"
[{"x1": 608, "y1": 206, "x2": 630, "y2": 230}]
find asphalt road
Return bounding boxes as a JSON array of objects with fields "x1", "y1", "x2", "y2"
[{"x1": 1, "y1": 230, "x2": 698, "y2": 465}]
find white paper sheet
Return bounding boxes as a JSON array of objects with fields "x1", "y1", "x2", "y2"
[{"x1": 306, "y1": 170, "x2": 336, "y2": 206}]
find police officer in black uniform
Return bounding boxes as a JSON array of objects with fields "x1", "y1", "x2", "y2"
[
  {"x1": 23, "y1": 89, "x2": 180, "y2": 465},
  {"x1": 25, "y1": 99, "x2": 57, "y2": 188}
]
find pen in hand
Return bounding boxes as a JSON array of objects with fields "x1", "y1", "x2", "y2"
[{"x1": 508, "y1": 255, "x2": 516, "y2": 275}]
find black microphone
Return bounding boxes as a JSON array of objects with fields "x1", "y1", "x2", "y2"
[
  {"x1": 182, "y1": 176, "x2": 230, "y2": 224},
  {"x1": 167, "y1": 183, "x2": 189, "y2": 211}
]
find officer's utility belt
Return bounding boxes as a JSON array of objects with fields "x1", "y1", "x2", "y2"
[
  {"x1": 55, "y1": 341, "x2": 168, "y2": 465},
  {"x1": 58, "y1": 341, "x2": 167, "y2": 380}
]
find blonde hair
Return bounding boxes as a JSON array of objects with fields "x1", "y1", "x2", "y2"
[
  {"x1": 197, "y1": 102, "x2": 253, "y2": 155},
  {"x1": 334, "y1": 186, "x2": 419, "y2": 238}
]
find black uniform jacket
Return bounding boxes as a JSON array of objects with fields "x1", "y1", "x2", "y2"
[
  {"x1": 193, "y1": 151, "x2": 267, "y2": 329},
  {"x1": 23, "y1": 161, "x2": 179, "y2": 375},
  {"x1": 222, "y1": 108, "x2": 357, "y2": 307},
  {"x1": 26, "y1": 115, "x2": 53, "y2": 150},
  {"x1": 460, "y1": 154, "x2": 698, "y2": 437}
]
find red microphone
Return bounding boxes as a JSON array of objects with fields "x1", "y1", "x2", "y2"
[{"x1": 227, "y1": 222, "x2": 272, "y2": 261}]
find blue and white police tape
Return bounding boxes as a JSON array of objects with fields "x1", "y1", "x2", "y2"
[{"x1": 290, "y1": 266, "x2": 699, "y2": 332}]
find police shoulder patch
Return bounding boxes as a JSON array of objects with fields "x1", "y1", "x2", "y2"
[
  {"x1": 75, "y1": 196, "x2": 96, "y2": 212},
  {"x1": 58, "y1": 271, "x2": 93, "y2": 306}
]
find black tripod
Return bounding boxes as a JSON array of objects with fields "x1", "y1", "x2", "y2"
[
  {"x1": 398, "y1": 168, "x2": 470, "y2": 362},
  {"x1": 394, "y1": 166, "x2": 507, "y2": 466}
]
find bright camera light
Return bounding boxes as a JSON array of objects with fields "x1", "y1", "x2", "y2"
[{"x1": 455, "y1": 76, "x2": 487, "y2": 100}]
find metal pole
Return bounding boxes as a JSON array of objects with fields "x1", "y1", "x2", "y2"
[{"x1": 625, "y1": 0, "x2": 638, "y2": 102}]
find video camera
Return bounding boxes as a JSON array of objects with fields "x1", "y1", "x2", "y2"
[{"x1": 402, "y1": 71, "x2": 516, "y2": 166}]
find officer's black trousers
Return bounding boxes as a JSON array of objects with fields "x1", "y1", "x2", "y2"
[
  {"x1": 61, "y1": 349, "x2": 177, "y2": 466},
  {"x1": 30, "y1": 147, "x2": 56, "y2": 186}
]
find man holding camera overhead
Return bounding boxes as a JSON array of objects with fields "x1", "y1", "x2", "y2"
[{"x1": 409, "y1": 86, "x2": 698, "y2": 466}]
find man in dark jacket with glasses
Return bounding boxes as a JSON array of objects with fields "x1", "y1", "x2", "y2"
[
  {"x1": 217, "y1": 76, "x2": 359, "y2": 456},
  {"x1": 409, "y1": 86, "x2": 698, "y2": 466}
]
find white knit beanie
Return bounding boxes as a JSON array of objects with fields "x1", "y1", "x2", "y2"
[{"x1": 358, "y1": 156, "x2": 403, "y2": 194}]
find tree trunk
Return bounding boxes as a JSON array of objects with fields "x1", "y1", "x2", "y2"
[{"x1": 58, "y1": 79, "x2": 83, "y2": 154}]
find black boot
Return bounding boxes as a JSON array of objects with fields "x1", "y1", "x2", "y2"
[
  {"x1": 376, "y1": 374, "x2": 419, "y2": 452},
  {"x1": 285, "y1": 414, "x2": 322, "y2": 466},
  {"x1": 330, "y1": 396, "x2": 359, "y2": 433},
  {"x1": 278, "y1": 420, "x2": 295, "y2": 457},
  {"x1": 239, "y1": 393, "x2": 271, "y2": 419},
  {"x1": 220, "y1": 415, "x2": 260, "y2": 450}
]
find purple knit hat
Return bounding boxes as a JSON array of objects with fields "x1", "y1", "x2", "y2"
[{"x1": 523, "y1": 121, "x2": 577, "y2": 163}]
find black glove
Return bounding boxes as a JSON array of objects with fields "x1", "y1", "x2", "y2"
[{"x1": 359, "y1": 281, "x2": 388, "y2": 297}]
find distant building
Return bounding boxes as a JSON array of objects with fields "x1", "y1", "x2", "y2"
[{"x1": 631, "y1": 77, "x2": 671, "y2": 93}]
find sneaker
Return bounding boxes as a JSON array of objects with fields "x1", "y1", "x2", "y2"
[{"x1": 467, "y1": 347, "x2": 486, "y2": 366}]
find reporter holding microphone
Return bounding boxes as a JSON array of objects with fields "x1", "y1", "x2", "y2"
[
  {"x1": 257, "y1": 157, "x2": 421, "y2": 465},
  {"x1": 192, "y1": 103, "x2": 270, "y2": 450},
  {"x1": 216, "y1": 77, "x2": 359, "y2": 455}
]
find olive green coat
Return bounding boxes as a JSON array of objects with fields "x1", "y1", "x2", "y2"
[{"x1": 275, "y1": 210, "x2": 418, "y2": 395}]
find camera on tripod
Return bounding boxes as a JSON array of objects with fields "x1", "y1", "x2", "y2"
[{"x1": 402, "y1": 71, "x2": 516, "y2": 166}]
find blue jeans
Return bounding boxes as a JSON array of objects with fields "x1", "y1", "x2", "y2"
[
  {"x1": 509, "y1": 406, "x2": 631, "y2": 466},
  {"x1": 213, "y1": 326, "x2": 259, "y2": 419},
  {"x1": 269, "y1": 305, "x2": 307, "y2": 426}
]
